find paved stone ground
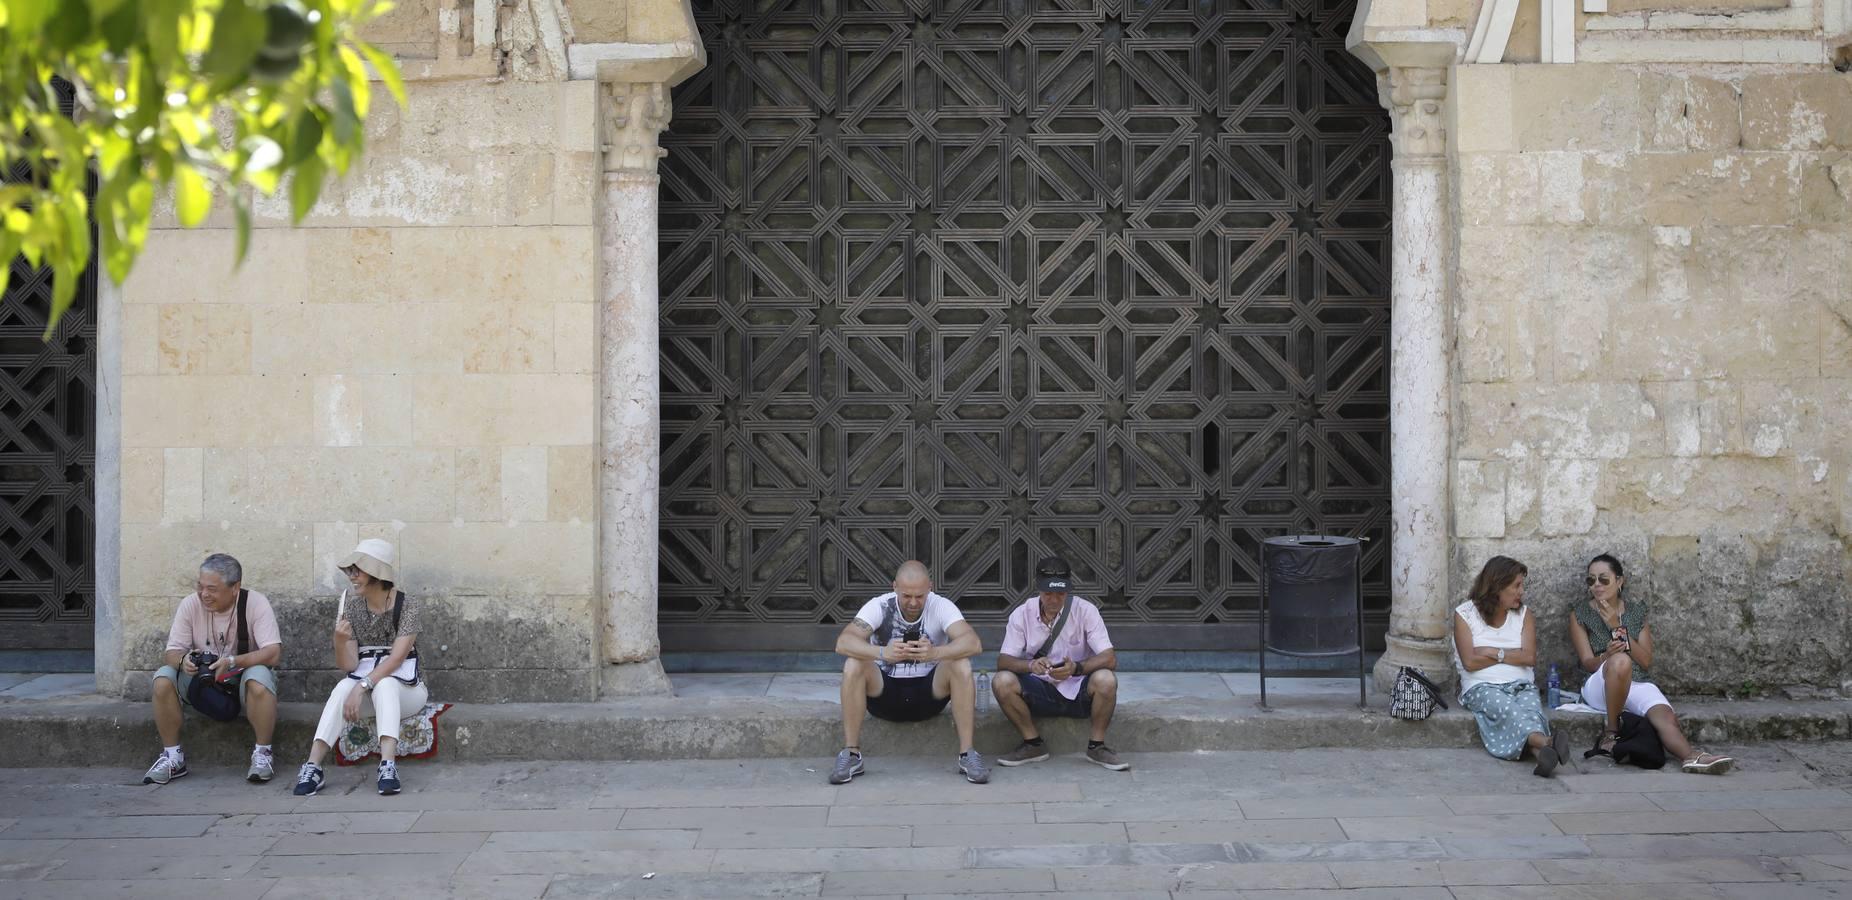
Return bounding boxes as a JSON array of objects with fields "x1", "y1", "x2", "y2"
[{"x1": 3, "y1": 740, "x2": 1852, "y2": 898}]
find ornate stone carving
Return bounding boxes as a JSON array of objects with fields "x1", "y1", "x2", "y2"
[
  {"x1": 497, "y1": 0, "x2": 575, "y2": 82},
  {"x1": 601, "y1": 81, "x2": 671, "y2": 175},
  {"x1": 1387, "y1": 66, "x2": 1448, "y2": 159}
]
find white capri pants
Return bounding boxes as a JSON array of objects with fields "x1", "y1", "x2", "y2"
[
  {"x1": 313, "y1": 676, "x2": 429, "y2": 745},
  {"x1": 1584, "y1": 663, "x2": 1672, "y2": 717}
]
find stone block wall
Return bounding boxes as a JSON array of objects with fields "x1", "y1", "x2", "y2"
[
  {"x1": 1448, "y1": 62, "x2": 1852, "y2": 697},
  {"x1": 111, "y1": 74, "x2": 603, "y2": 703}
]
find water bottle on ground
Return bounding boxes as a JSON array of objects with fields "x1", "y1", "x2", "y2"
[
  {"x1": 1547, "y1": 663, "x2": 1561, "y2": 709},
  {"x1": 975, "y1": 671, "x2": 991, "y2": 713}
]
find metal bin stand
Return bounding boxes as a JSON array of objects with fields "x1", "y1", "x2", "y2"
[{"x1": 1258, "y1": 534, "x2": 1365, "y2": 709}]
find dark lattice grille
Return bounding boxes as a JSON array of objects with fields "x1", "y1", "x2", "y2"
[
  {"x1": 0, "y1": 80, "x2": 98, "y2": 649},
  {"x1": 658, "y1": 0, "x2": 1391, "y2": 648}
]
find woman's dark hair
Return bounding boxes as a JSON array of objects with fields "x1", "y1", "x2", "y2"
[
  {"x1": 1588, "y1": 553, "x2": 1624, "y2": 579},
  {"x1": 1468, "y1": 556, "x2": 1528, "y2": 620}
]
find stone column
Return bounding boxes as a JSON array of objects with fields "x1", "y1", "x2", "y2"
[
  {"x1": 598, "y1": 80, "x2": 674, "y2": 695},
  {"x1": 1371, "y1": 65, "x2": 1458, "y2": 694}
]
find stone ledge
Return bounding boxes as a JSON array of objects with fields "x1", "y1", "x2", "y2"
[{"x1": 1, "y1": 695, "x2": 1843, "y2": 769}]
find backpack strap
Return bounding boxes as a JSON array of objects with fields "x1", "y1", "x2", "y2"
[
  {"x1": 1031, "y1": 595, "x2": 1074, "y2": 660},
  {"x1": 391, "y1": 592, "x2": 418, "y2": 659},
  {"x1": 234, "y1": 589, "x2": 251, "y2": 657}
]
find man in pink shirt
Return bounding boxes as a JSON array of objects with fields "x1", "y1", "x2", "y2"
[
  {"x1": 143, "y1": 554, "x2": 284, "y2": 787},
  {"x1": 991, "y1": 556, "x2": 1128, "y2": 771}
]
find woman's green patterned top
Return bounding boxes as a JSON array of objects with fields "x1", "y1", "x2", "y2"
[{"x1": 1573, "y1": 597, "x2": 1651, "y2": 683}]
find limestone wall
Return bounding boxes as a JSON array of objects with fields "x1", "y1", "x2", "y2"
[
  {"x1": 112, "y1": 68, "x2": 603, "y2": 702},
  {"x1": 1448, "y1": 62, "x2": 1852, "y2": 697}
]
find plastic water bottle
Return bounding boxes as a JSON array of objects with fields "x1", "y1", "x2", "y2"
[
  {"x1": 1547, "y1": 664, "x2": 1561, "y2": 709},
  {"x1": 975, "y1": 671, "x2": 991, "y2": 713}
]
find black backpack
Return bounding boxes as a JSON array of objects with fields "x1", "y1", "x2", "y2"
[{"x1": 1610, "y1": 710, "x2": 1668, "y2": 769}]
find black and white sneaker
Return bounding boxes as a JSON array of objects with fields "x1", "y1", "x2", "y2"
[
  {"x1": 292, "y1": 763, "x2": 325, "y2": 796},
  {"x1": 377, "y1": 760, "x2": 401, "y2": 795}
]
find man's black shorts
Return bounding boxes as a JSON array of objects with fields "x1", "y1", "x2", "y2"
[
  {"x1": 867, "y1": 670, "x2": 949, "y2": 722},
  {"x1": 1020, "y1": 671, "x2": 1094, "y2": 719}
]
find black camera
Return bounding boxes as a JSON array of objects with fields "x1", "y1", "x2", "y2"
[{"x1": 189, "y1": 650, "x2": 219, "y2": 670}]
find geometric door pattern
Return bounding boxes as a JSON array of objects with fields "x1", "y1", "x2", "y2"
[
  {"x1": 0, "y1": 80, "x2": 98, "y2": 650},
  {"x1": 658, "y1": 0, "x2": 1391, "y2": 649}
]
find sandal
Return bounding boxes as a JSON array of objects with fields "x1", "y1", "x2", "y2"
[{"x1": 1681, "y1": 751, "x2": 1735, "y2": 775}]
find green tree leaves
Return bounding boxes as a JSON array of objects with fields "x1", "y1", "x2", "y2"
[{"x1": 1, "y1": 0, "x2": 405, "y2": 336}]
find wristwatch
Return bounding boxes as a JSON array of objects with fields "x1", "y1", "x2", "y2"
[
  {"x1": 359, "y1": 676, "x2": 374, "y2": 692},
  {"x1": 1495, "y1": 648, "x2": 1506, "y2": 664}
]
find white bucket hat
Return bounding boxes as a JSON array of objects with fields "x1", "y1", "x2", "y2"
[{"x1": 339, "y1": 538, "x2": 398, "y2": 584}]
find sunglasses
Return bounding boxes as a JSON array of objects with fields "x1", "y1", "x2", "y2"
[{"x1": 1584, "y1": 574, "x2": 1616, "y2": 587}]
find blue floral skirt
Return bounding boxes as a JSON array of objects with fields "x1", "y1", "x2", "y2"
[{"x1": 1461, "y1": 680, "x2": 1550, "y2": 760}]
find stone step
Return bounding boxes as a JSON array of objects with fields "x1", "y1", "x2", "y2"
[{"x1": 2, "y1": 692, "x2": 1846, "y2": 769}]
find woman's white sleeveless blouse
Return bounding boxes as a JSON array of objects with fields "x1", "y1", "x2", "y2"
[{"x1": 1453, "y1": 601, "x2": 1534, "y2": 697}]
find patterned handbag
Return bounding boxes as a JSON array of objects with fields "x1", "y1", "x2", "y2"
[{"x1": 1389, "y1": 666, "x2": 1449, "y2": 720}]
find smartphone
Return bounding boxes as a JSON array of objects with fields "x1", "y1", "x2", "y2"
[{"x1": 903, "y1": 624, "x2": 922, "y2": 644}]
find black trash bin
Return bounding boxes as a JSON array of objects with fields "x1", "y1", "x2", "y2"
[{"x1": 1258, "y1": 535, "x2": 1365, "y2": 708}]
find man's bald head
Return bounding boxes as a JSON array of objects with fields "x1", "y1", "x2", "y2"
[
  {"x1": 895, "y1": 560, "x2": 930, "y2": 585},
  {"x1": 892, "y1": 561, "x2": 932, "y2": 619}
]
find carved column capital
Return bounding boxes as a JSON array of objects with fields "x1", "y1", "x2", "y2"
[
  {"x1": 601, "y1": 81, "x2": 672, "y2": 175},
  {"x1": 1384, "y1": 66, "x2": 1448, "y2": 160}
]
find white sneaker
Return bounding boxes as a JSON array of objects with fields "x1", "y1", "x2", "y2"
[
  {"x1": 143, "y1": 752, "x2": 188, "y2": 786},
  {"x1": 247, "y1": 747, "x2": 275, "y2": 783}
]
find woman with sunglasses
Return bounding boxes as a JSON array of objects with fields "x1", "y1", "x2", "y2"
[
  {"x1": 1452, "y1": 556, "x2": 1569, "y2": 777},
  {"x1": 1568, "y1": 553, "x2": 1733, "y2": 775}
]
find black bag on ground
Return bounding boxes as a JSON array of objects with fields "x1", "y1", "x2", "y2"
[
  {"x1": 1610, "y1": 710, "x2": 1667, "y2": 769},
  {"x1": 185, "y1": 590, "x2": 250, "y2": 722}
]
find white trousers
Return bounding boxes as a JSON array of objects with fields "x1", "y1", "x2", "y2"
[
  {"x1": 313, "y1": 676, "x2": 429, "y2": 745},
  {"x1": 1584, "y1": 664, "x2": 1672, "y2": 718}
]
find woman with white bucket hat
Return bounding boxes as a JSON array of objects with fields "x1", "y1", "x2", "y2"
[{"x1": 293, "y1": 539, "x2": 428, "y2": 796}]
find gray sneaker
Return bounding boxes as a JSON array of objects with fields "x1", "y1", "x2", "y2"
[
  {"x1": 142, "y1": 752, "x2": 188, "y2": 786},
  {"x1": 958, "y1": 749, "x2": 991, "y2": 784},
  {"x1": 247, "y1": 747, "x2": 275, "y2": 783},
  {"x1": 996, "y1": 741, "x2": 1050, "y2": 767},
  {"x1": 1086, "y1": 744, "x2": 1130, "y2": 771},
  {"x1": 828, "y1": 749, "x2": 865, "y2": 785}
]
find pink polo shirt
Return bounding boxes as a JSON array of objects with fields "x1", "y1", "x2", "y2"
[
  {"x1": 164, "y1": 591, "x2": 283, "y2": 656},
  {"x1": 1001, "y1": 595, "x2": 1113, "y2": 700}
]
